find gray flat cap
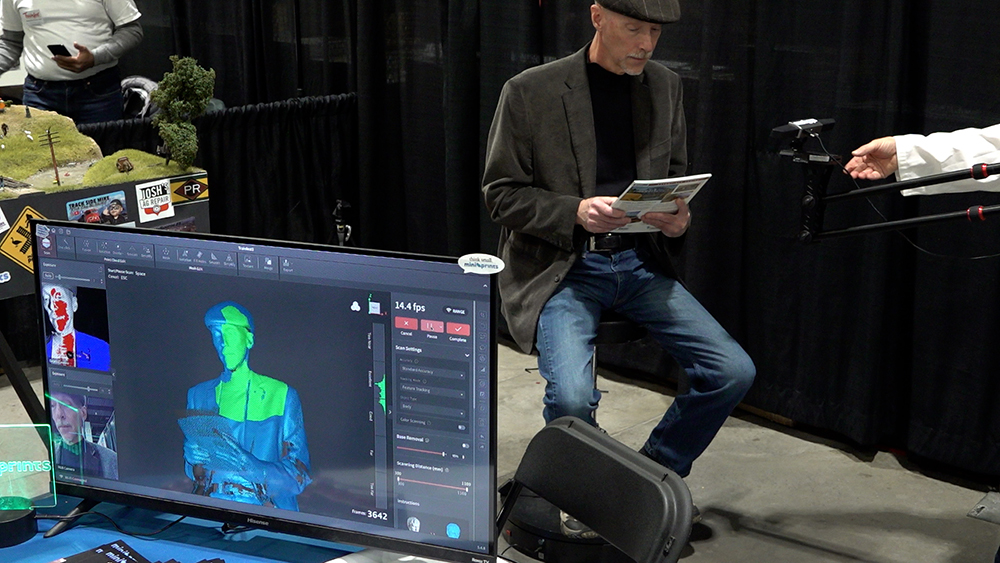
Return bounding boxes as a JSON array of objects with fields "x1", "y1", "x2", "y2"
[{"x1": 596, "y1": 0, "x2": 681, "y2": 24}]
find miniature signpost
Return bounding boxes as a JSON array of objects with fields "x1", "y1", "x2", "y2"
[{"x1": 40, "y1": 128, "x2": 61, "y2": 186}]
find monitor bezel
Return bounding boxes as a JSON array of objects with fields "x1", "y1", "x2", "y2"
[{"x1": 31, "y1": 219, "x2": 499, "y2": 563}]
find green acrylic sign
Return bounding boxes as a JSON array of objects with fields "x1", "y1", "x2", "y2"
[{"x1": 0, "y1": 424, "x2": 57, "y2": 509}]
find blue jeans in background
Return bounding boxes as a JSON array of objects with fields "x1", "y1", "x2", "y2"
[
  {"x1": 535, "y1": 247, "x2": 756, "y2": 478},
  {"x1": 22, "y1": 66, "x2": 123, "y2": 125}
]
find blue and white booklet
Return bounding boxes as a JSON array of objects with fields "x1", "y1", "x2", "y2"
[{"x1": 610, "y1": 172, "x2": 711, "y2": 233}]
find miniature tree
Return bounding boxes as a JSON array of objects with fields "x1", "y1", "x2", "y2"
[{"x1": 150, "y1": 56, "x2": 216, "y2": 169}]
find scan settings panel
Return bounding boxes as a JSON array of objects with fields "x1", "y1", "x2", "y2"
[{"x1": 387, "y1": 292, "x2": 491, "y2": 546}]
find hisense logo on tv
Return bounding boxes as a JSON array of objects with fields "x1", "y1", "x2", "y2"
[{"x1": 246, "y1": 517, "x2": 271, "y2": 527}]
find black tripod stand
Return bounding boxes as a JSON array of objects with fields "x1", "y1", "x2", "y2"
[{"x1": 793, "y1": 155, "x2": 1000, "y2": 242}]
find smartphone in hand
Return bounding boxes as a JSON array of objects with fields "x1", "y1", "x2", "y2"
[{"x1": 47, "y1": 44, "x2": 72, "y2": 57}]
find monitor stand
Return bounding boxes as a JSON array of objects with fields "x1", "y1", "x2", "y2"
[
  {"x1": 43, "y1": 497, "x2": 100, "y2": 538},
  {"x1": 327, "y1": 549, "x2": 456, "y2": 563}
]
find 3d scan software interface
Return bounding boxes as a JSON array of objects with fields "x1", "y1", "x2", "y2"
[{"x1": 34, "y1": 223, "x2": 494, "y2": 552}]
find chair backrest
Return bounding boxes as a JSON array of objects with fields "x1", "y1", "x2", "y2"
[{"x1": 498, "y1": 417, "x2": 692, "y2": 563}]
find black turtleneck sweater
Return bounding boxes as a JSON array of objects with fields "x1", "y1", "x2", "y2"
[{"x1": 587, "y1": 60, "x2": 637, "y2": 197}]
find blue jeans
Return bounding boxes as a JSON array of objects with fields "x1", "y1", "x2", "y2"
[
  {"x1": 535, "y1": 247, "x2": 756, "y2": 478},
  {"x1": 22, "y1": 66, "x2": 123, "y2": 125}
]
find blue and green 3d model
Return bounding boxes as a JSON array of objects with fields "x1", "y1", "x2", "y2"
[{"x1": 180, "y1": 301, "x2": 312, "y2": 511}]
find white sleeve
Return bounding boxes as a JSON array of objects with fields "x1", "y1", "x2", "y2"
[
  {"x1": 896, "y1": 124, "x2": 1000, "y2": 195},
  {"x1": 102, "y1": 0, "x2": 142, "y2": 27}
]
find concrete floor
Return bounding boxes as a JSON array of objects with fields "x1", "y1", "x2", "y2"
[
  {"x1": 2, "y1": 343, "x2": 999, "y2": 562},
  {"x1": 490, "y1": 343, "x2": 1000, "y2": 563}
]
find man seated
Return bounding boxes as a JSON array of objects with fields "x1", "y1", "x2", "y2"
[{"x1": 482, "y1": 0, "x2": 755, "y2": 536}]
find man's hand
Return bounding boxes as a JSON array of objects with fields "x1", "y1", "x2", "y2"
[
  {"x1": 640, "y1": 197, "x2": 690, "y2": 238},
  {"x1": 577, "y1": 196, "x2": 630, "y2": 233},
  {"x1": 52, "y1": 43, "x2": 95, "y2": 73},
  {"x1": 844, "y1": 136, "x2": 898, "y2": 180},
  {"x1": 186, "y1": 433, "x2": 264, "y2": 478},
  {"x1": 211, "y1": 433, "x2": 272, "y2": 481},
  {"x1": 184, "y1": 441, "x2": 210, "y2": 466}
]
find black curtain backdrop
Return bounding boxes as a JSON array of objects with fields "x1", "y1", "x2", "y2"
[
  {"x1": 77, "y1": 94, "x2": 358, "y2": 245},
  {"x1": 10, "y1": 0, "x2": 997, "y2": 477}
]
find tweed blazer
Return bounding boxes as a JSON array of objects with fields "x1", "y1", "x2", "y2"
[{"x1": 483, "y1": 44, "x2": 688, "y2": 353}]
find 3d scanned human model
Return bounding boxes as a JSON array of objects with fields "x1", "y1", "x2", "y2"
[
  {"x1": 181, "y1": 301, "x2": 312, "y2": 511},
  {"x1": 41, "y1": 283, "x2": 110, "y2": 371}
]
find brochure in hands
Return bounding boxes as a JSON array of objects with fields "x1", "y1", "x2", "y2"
[{"x1": 610, "y1": 173, "x2": 711, "y2": 233}]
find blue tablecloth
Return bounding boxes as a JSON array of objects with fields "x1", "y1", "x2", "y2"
[{"x1": 2, "y1": 497, "x2": 355, "y2": 563}]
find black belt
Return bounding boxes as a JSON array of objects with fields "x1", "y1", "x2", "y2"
[
  {"x1": 28, "y1": 65, "x2": 119, "y2": 86},
  {"x1": 587, "y1": 233, "x2": 637, "y2": 253}
]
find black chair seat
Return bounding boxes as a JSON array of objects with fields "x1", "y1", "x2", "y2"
[{"x1": 595, "y1": 311, "x2": 646, "y2": 346}]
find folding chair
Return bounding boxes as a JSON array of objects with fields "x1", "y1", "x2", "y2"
[{"x1": 497, "y1": 417, "x2": 692, "y2": 563}]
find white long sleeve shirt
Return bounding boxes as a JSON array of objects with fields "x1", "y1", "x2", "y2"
[{"x1": 895, "y1": 124, "x2": 1000, "y2": 195}]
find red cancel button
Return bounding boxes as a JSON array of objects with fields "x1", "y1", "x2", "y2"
[{"x1": 395, "y1": 316, "x2": 418, "y2": 330}]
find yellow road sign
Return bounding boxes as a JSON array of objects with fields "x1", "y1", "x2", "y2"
[{"x1": 0, "y1": 205, "x2": 45, "y2": 272}]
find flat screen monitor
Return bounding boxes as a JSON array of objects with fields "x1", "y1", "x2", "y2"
[{"x1": 31, "y1": 220, "x2": 497, "y2": 563}]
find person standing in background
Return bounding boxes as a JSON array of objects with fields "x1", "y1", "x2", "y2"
[{"x1": 0, "y1": 0, "x2": 143, "y2": 124}]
